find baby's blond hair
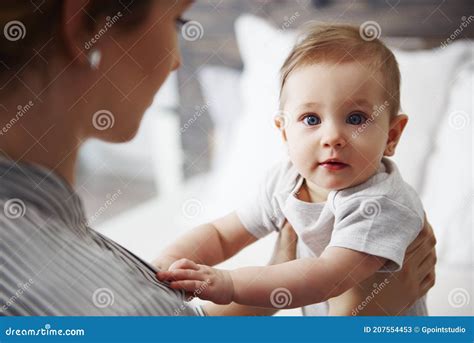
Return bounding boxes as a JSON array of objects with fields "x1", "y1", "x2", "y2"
[{"x1": 280, "y1": 23, "x2": 401, "y2": 116}]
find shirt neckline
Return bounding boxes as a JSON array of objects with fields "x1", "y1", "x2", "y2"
[
  {"x1": 287, "y1": 175, "x2": 326, "y2": 211},
  {"x1": 0, "y1": 156, "x2": 88, "y2": 233}
]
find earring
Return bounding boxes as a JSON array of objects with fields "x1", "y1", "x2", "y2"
[{"x1": 88, "y1": 50, "x2": 102, "y2": 70}]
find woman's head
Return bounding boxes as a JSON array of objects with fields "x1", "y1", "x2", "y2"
[{"x1": 0, "y1": 0, "x2": 192, "y2": 142}]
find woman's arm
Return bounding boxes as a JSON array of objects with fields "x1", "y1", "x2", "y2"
[
  {"x1": 153, "y1": 212, "x2": 257, "y2": 270},
  {"x1": 328, "y1": 215, "x2": 437, "y2": 315}
]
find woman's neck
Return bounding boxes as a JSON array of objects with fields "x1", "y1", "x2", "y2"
[{"x1": 0, "y1": 99, "x2": 82, "y2": 186}]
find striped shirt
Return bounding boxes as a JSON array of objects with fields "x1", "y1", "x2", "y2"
[{"x1": 0, "y1": 157, "x2": 204, "y2": 316}]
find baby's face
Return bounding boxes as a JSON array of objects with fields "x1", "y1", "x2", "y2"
[{"x1": 279, "y1": 62, "x2": 394, "y2": 193}]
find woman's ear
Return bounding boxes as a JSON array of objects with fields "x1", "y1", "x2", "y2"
[
  {"x1": 384, "y1": 114, "x2": 408, "y2": 156},
  {"x1": 62, "y1": 0, "x2": 92, "y2": 65},
  {"x1": 274, "y1": 113, "x2": 288, "y2": 143}
]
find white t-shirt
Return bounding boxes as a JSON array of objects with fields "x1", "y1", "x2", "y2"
[{"x1": 237, "y1": 157, "x2": 427, "y2": 316}]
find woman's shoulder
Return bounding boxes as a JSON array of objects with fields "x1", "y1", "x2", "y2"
[{"x1": 0, "y1": 202, "x2": 202, "y2": 316}]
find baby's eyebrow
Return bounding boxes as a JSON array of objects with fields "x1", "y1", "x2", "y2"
[
  {"x1": 344, "y1": 99, "x2": 372, "y2": 108},
  {"x1": 295, "y1": 102, "x2": 323, "y2": 110}
]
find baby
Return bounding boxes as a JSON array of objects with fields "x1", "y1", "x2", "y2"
[{"x1": 155, "y1": 24, "x2": 427, "y2": 315}]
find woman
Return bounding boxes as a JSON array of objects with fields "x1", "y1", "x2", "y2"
[{"x1": 0, "y1": 0, "x2": 436, "y2": 316}]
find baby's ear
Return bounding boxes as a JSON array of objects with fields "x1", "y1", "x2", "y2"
[
  {"x1": 274, "y1": 112, "x2": 289, "y2": 143},
  {"x1": 384, "y1": 114, "x2": 408, "y2": 156}
]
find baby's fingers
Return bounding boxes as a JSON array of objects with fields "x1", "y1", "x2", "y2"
[
  {"x1": 158, "y1": 269, "x2": 205, "y2": 282},
  {"x1": 168, "y1": 258, "x2": 200, "y2": 271},
  {"x1": 173, "y1": 269, "x2": 206, "y2": 281},
  {"x1": 170, "y1": 280, "x2": 207, "y2": 294}
]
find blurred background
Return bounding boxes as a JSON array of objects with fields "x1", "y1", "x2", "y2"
[{"x1": 76, "y1": 0, "x2": 473, "y2": 316}]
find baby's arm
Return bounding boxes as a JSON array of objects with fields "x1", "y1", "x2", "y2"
[
  {"x1": 157, "y1": 247, "x2": 386, "y2": 308},
  {"x1": 153, "y1": 212, "x2": 258, "y2": 270}
]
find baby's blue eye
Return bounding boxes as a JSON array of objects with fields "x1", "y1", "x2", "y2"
[
  {"x1": 303, "y1": 115, "x2": 321, "y2": 126},
  {"x1": 347, "y1": 113, "x2": 366, "y2": 125}
]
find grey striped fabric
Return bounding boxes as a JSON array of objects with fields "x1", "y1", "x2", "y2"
[{"x1": 0, "y1": 157, "x2": 204, "y2": 316}]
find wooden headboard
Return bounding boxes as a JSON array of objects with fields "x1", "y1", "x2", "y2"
[{"x1": 177, "y1": 0, "x2": 473, "y2": 177}]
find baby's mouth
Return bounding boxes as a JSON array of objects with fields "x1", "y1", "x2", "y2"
[{"x1": 318, "y1": 159, "x2": 349, "y2": 170}]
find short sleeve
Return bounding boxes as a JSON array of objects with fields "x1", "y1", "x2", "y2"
[
  {"x1": 236, "y1": 162, "x2": 290, "y2": 239},
  {"x1": 327, "y1": 195, "x2": 424, "y2": 272}
]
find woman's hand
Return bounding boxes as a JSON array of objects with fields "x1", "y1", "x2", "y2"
[
  {"x1": 267, "y1": 220, "x2": 299, "y2": 265},
  {"x1": 329, "y1": 215, "x2": 437, "y2": 315},
  {"x1": 203, "y1": 221, "x2": 298, "y2": 315}
]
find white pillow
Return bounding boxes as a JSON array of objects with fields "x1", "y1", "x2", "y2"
[
  {"x1": 391, "y1": 44, "x2": 472, "y2": 192},
  {"x1": 198, "y1": 66, "x2": 242, "y2": 171},
  {"x1": 231, "y1": 14, "x2": 471, "y2": 193},
  {"x1": 421, "y1": 57, "x2": 473, "y2": 267}
]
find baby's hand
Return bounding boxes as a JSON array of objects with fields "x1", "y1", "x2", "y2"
[
  {"x1": 152, "y1": 255, "x2": 178, "y2": 271},
  {"x1": 156, "y1": 258, "x2": 234, "y2": 305}
]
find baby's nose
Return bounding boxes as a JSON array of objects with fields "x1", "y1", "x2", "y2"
[{"x1": 321, "y1": 133, "x2": 347, "y2": 148}]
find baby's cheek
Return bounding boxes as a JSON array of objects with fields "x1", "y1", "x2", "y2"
[
  {"x1": 350, "y1": 146, "x2": 385, "y2": 184},
  {"x1": 288, "y1": 148, "x2": 301, "y2": 167},
  {"x1": 288, "y1": 142, "x2": 311, "y2": 166},
  {"x1": 293, "y1": 141, "x2": 307, "y2": 155},
  {"x1": 352, "y1": 130, "x2": 387, "y2": 157}
]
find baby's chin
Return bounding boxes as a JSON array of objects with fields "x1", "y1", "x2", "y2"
[
  {"x1": 308, "y1": 176, "x2": 355, "y2": 192},
  {"x1": 306, "y1": 166, "x2": 379, "y2": 193}
]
